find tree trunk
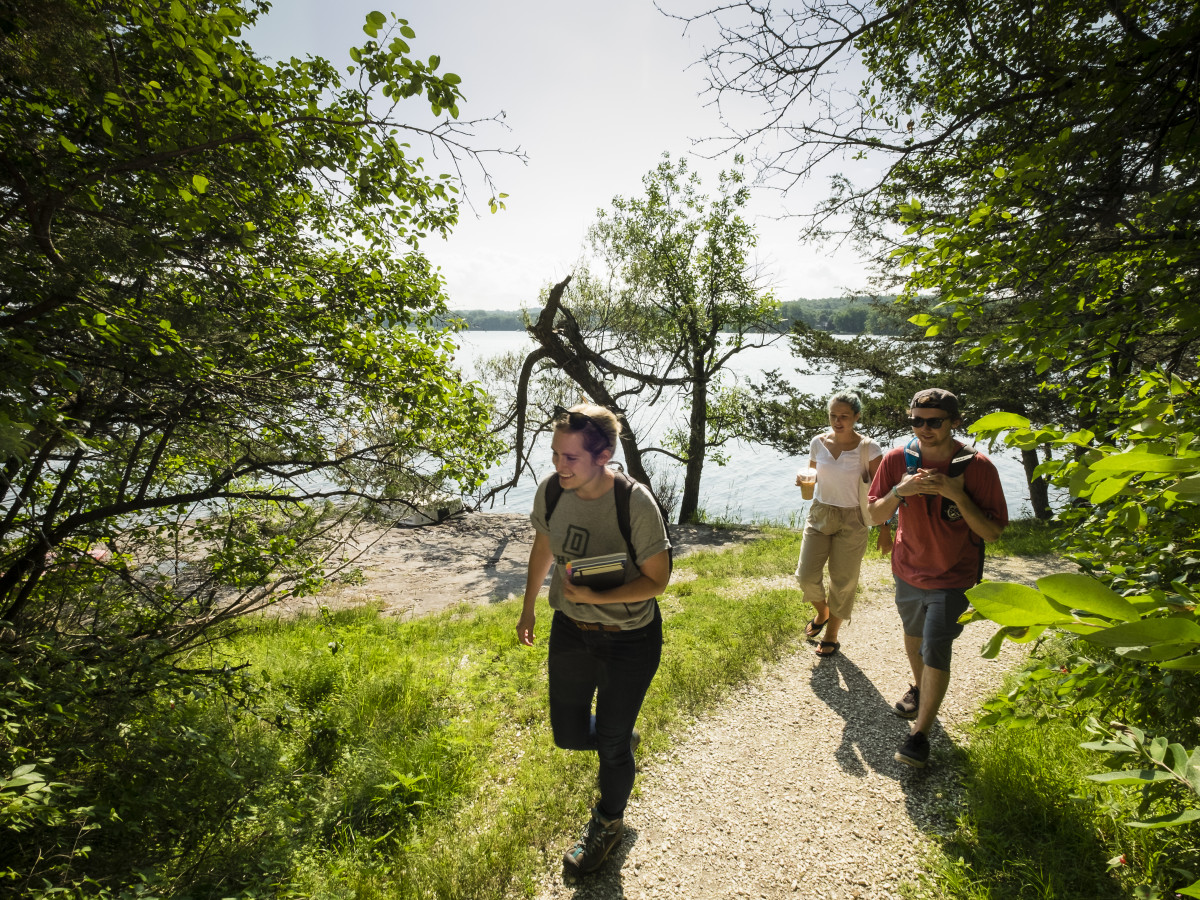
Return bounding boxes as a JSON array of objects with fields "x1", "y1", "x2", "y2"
[
  {"x1": 524, "y1": 276, "x2": 657, "y2": 489},
  {"x1": 677, "y1": 363, "x2": 708, "y2": 524},
  {"x1": 1020, "y1": 447, "x2": 1052, "y2": 520}
]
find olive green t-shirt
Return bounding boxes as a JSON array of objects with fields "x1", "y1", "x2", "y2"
[{"x1": 530, "y1": 473, "x2": 671, "y2": 630}]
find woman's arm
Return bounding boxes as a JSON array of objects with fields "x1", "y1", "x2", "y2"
[
  {"x1": 516, "y1": 530, "x2": 554, "y2": 646},
  {"x1": 562, "y1": 549, "x2": 670, "y2": 606}
]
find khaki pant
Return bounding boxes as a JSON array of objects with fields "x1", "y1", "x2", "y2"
[{"x1": 795, "y1": 500, "x2": 870, "y2": 621}]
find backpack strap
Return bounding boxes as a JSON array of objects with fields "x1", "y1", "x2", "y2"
[
  {"x1": 941, "y1": 443, "x2": 978, "y2": 522},
  {"x1": 543, "y1": 473, "x2": 564, "y2": 522},
  {"x1": 904, "y1": 438, "x2": 923, "y2": 475},
  {"x1": 948, "y1": 444, "x2": 978, "y2": 478},
  {"x1": 612, "y1": 470, "x2": 637, "y2": 566}
]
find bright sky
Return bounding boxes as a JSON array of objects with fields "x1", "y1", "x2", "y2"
[{"x1": 249, "y1": 0, "x2": 871, "y2": 311}]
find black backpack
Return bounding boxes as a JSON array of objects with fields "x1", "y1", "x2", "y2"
[{"x1": 543, "y1": 469, "x2": 674, "y2": 575}]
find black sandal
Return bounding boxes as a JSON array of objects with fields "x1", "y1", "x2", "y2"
[
  {"x1": 815, "y1": 640, "x2": 840, "y2": 657},
  {"x1": 804, "y1": 616, "x2": 829, "y2": 639}
]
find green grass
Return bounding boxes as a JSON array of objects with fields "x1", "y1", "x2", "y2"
[
  {"x1": 910, "y1": 638, "x2": 1200, "y2": 900},
  {"x1": 36, "y1": 518, "x2": 1159, "y2": 900},
  {"x1": 102, "y1": 532, "x2": 816, "y2": 900},
  {"x1": 987, "y1": 517, "x2": 1067, "y2": 557},
  {"x1": 910, "y1": 724, "x2": 1126, "y2": 900}
]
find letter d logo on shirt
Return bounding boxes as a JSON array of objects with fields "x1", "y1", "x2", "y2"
[{"x1": 564, "y1": 525, "x2": 589, "y2": 558}]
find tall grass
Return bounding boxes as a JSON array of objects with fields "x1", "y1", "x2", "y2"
[{"x1": 911, "y1": 724, "x2": 1125, "y2": 899}]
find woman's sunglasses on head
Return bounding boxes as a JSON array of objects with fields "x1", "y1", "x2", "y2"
[{"x1": 554, "y1": 405, "x2": 597, "y2": 431}]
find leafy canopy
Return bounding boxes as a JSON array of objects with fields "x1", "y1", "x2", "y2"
[{"x1": 0, "y1": 2, "x2": 507, "y2": 892}]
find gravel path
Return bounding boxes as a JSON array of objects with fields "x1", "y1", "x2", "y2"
[{"x1": 529, "y1": 553, "x2": 1073, "y2": 900}]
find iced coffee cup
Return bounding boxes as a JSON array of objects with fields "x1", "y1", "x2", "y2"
[{"x1": 796, "y1": 466, "x2": 817, "y2": 500}]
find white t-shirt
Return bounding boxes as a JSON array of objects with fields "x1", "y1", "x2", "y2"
[{"x1": 808, "y1": 434, "x2": 884, "y2": 508}]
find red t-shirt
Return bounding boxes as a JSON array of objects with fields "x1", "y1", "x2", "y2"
[{"x1": 868, "y1": 443, "x2": 1009, "y2": 589}]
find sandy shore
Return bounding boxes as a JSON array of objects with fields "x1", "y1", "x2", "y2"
[{"x1": 278, "y1": 511, "x2": 767, "y2": 619}]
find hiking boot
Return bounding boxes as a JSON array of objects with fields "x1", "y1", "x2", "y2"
[
  {"x1": 894, "y1": 684, "x2": 920, "y2": 719},
  {"x1": 563, "y1": 806, "x2": 624, "y2": 873},
  {"x1": 895, "y1": 730, "x2": 930, "y2": 768}
]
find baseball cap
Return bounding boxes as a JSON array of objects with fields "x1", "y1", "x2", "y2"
[{"x1": 909, "y1": 388, "x2": 960, "y2": 419}]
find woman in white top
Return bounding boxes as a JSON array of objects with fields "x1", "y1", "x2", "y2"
[{"x1": 795, "y1": 393, "x2": 883, "y2": 656}]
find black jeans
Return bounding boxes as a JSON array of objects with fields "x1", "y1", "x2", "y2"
[{"x1": 547, "y1": 607, "x2": 663, "y2": 820}]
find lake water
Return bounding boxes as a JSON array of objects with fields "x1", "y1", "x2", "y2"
[{"x1": 453, "y1": 330, "x2": 1044, "y2": 523}]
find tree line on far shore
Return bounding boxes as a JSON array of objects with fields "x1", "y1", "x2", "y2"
[{"x1": 443, "y1": 295, "x2": 903, "y2": 335}]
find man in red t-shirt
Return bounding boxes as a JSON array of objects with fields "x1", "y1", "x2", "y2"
[{"x1": 868, "y1": 389, "x2": 1009, "y2": 768}]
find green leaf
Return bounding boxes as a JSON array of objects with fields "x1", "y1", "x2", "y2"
[
  {"x1": 1149, "y1": 736, "x2": 1168, "y2": 763},
  {"x1": 1127, "y1": 809, "x2": 1200, "y2": 829},
  {"x1": 192, "y1": 174, "x2": 209, "y2": 194},
  {"x1": 1035, "y1": 573, "x2": 1140, "y2": 622},
  {"x1": 1007, "y1": 625, "x2": 1046, "y2": 644},
  {"x1": 58, "y1": 135, "x2": 79, "y2": 153},
  {"x1": 1086, "y1": 769, "x2": 1175, "y2": 786},
  {"x1": 1171, "y1": 474, "x2": 1200, "y2": 494},
  {"x1": 1060, "y1": 429, "x2": 1096, "y2": 447},
  {"x1": 1160, "y1": 654, "x2": 1200, "y2": 670},
  {"x1": 364, "y1": 10, "x2": 387, "y2": 37},
  {"x1": 970, "y1": 411, "x2": 1030, "y2": 431},
  {"x1": 1116, "y1": 642, "x2": 1198, "y2": 661},
  {"x1": 966, "y1": 581, "x2": 1075, "y2": 627},
  {"x1": 1177, "y1": 878, "x2": 1200, "y2": 898},
  {"x1": 1083, "y1": 617, "x2": 1200, "y2": 649},
  {"x1": 1169, "y1": 742, "x2": 1190, "y2": 773},
  {"x1": 1090, "y1": 452, "x2": 1200, "y2": 474},
  {"x1": 1059, "y1": 622, "x2": 1108, "y2": 635},
  {"x1": 981, "y1": 628, "x2": 1006, "y2": 659},
  {"x1": 1079, "y1": 740, "x2": 1136, "y2": 754},
  {"x1": 1089, "y1": 475, "x2": 1131, "y2": 503}
]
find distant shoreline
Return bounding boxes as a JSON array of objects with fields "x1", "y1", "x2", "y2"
[{"x1": 440, "y1": 294, "x2": 907, "y2": 336}]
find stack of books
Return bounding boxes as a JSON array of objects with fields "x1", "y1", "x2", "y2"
[{"x1": 565, "y1": 552, "x2": 627, "y2": 590}]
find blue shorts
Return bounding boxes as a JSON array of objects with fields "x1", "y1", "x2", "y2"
[{"x1": 894, "y1": 576, "x2": 969, "y2": 672}]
